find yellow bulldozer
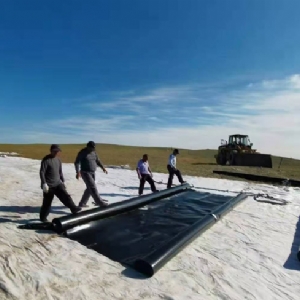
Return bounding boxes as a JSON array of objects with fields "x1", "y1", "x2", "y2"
[{"x1": 214, "y1": 134, "x2": 272, "y2": 168}]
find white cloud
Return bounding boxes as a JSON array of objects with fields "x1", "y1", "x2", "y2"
[
  {"x1": 3, "y1": 74, "x2": 300, "y2": 159},
  {"x1": 48, "y1": 115, "x2": 137, "y2": 132},
  {"x1": 261, "y1": 74, "x2": 300, "y2": 90}
]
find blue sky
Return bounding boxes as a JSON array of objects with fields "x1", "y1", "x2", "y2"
[{"x1": 1, "y1": 0, "x2": 300, "y2": 158}]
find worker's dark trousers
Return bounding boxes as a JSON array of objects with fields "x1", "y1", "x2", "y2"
[
  {"x1": 167, "y1": 165, "x2": 184, "y2": 188},
  {"x1": 79, "y1": 171, "x2": 106, "y2": 206},
  {"x1": 139, "y1": 174, "x2": 157, "y2": 195},
  {"x1": 40, "y1": 183, "x2": 78, "y2": 221}
]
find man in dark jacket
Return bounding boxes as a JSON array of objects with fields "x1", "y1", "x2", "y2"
[
  {"x1": 39, "y1": 144, "x2": 81, "y2": 222},
  {"x1": 167, "y1": 149, "x2": 186, "y2": 188},
  {"x1": 74, "y1": 141, "x2": 109, "y2": 207}
]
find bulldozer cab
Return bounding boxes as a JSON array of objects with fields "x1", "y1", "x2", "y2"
[{"x1": 228, "y1": 134, "x2": 252, "y2": 147}]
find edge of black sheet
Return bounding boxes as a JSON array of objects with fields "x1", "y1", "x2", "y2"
[
  {"x1": 52, "y1": 182, "x2": 192, "y2": 233},
  {"x1": 212, "y1": 170, "x2": 300, "y2": 187},
  {"x1": 133, "y1": 192, "x2": 248, "y2": 277}
]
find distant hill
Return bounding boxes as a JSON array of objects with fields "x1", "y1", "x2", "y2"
[{"x1": 1, "y1": 143, "x2": 300, "y2": 180}]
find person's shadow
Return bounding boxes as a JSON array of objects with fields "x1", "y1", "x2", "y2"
[
  {"x1": 0, "y1": 205, "x2": 67, "y2": 215},
  {"x1": 0, "y1": 216, "x2": 41, "y2": 225},
  {"x1": 100, "y1": 193, "x2": 132, "y2": 198},
  {"x1": 283, "y1": 215, "x2": 300, "y2": 270},
  {"x1": 0, "y1": 205, "x2": 68, "y2": 231},
  {"x1": 121, "y1": 187, "x2": 151, "y2": 191},
  {"x1": 0, "y1": 215, "x2": 58, "y2": 234}
]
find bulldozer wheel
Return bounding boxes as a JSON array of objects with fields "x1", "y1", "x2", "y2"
[
  {"x1": 216, "y1": 153, "x2": 226, "y2": 165},
  {"x1": 229, "y1": 153, "x2": 235, "y2": 165}
]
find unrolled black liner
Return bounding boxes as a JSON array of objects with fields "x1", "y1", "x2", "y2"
[
  {"x1": 61, "y1": 187, "x2": 247, "y2": 277},
  {"x1": 18, "y1": 182, "x2": 248, "y2": 277}
]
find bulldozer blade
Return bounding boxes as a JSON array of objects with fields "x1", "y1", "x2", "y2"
[{"x1": 233, "y1": 153, "x2": 272, "y2": 168}]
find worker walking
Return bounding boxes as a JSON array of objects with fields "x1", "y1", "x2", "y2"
[
  {"x1": 167, "y1": 149, "x2": 186, "y2": 188},
  {"x1": 136, "y1": 154, "x2": 158, "y2": 195},
  {"x1": 39, "y1": 144, "x2": 81, "y2": 222},
  {"x1": 74, "y1": 141, "x2": 109, "y2": 208}
]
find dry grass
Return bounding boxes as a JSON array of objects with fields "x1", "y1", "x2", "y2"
[{"x1": 1, "y1": 143, "x2": 300, "y2": 181}]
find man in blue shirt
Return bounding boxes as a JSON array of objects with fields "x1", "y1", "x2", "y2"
[
  {"x1": 136, "y1": 154, "x2": 158, "y2": 195},
  {"x1": 167, "y1": 149, "x2": 185, "y2": 188}
]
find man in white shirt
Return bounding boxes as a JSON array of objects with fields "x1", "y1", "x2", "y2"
[
  {"x1": 167, "y1": 149, "x2": 185, "y2": 188},
  {"x1": 136, "y1": 154, "x2": 158, "y2": 195}
]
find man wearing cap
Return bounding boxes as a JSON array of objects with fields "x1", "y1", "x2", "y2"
[
  {"x1": 74, "y1": 141, "x2": 108, "y2": 207},
  {"x1": 39, "y1": 144, "x2": 82, "y2": 222},
  {"x1": 136, "y1": 154, "x2": 158, "y2": 195},
  {"x1": 167, "y1": 149, "x2": 185, "y2": 188}
]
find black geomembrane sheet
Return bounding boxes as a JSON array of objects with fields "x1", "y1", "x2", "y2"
[{"x1": 64, "y1": 190, "x2": 239, "y2": 268}]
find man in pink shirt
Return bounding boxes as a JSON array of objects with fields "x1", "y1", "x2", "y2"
[{"x1": 136, "y1": 154, "x2": 158, "y2": 195}]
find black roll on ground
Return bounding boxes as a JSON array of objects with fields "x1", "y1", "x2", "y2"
[
  {"x1": 213, "y1": 170, "x2": 300, "y2": 187},
  {"x1": 62, "y1": 189, "x2": 247, "y2": 276},
  {"x1": 52, "y1": 182, "x2": 191, "y2": 233}
]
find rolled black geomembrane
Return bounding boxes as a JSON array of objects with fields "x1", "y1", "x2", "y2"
[
  {"x1": 134, "y1": 192, "x2": 247, "y2": 276},
  {"x1": 134, "y1": 213, "x2": 215, "y2": 276},
  {"x1": 61, "y1": 189, "x2": 247, "y2": 276},
  {"x1": 52, "y1": 182, "x2": 191, "y2": 233}
]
